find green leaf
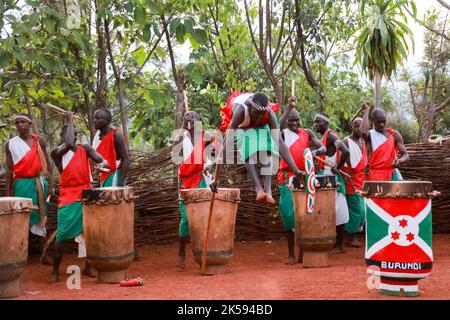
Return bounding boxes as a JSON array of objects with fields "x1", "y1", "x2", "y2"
[
  {"x1": 175, "y1": 24, "x2": 186, "y2": 44},
  {"x1": 379, "y1": 20, "x2": 389, "y2": 48},
  {"x1": 192, "y1": 28, "x2": 207, "y2": 44},
  {"x1": 38, "y1": 55, "x2": 54, "y2": 70},
  {"x1": 169, "y1": 18, "x2": 181, "y2": 34},
  {"x1": 44, "y1": 18, "x2": 56, "y2": 33},
  {"x1": 0, "y1": 50, "x2": 11, "y2": 68},
  {"x1": 134, "y1": 5, "x2": 146, "y2": 25},
  {"x1": 142, "y1": 24, "x2": 152, "y2": 42}
]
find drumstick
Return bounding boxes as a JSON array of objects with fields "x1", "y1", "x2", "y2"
[
  {"x1": 201, "y1": 138, "x2": 225, "y2": 275},
  {"x1": 349, "y1": 101, "x2": 369, "y2": 124},
  {"x1": 47, "y1": 103, "x2": 82, "y2": 120},
  {"x1": 314, "y1": 156, "x2": 351, "y2": 179},
  {"x1": 291, "y1": 79, "x2": 295, "y2": 97}
]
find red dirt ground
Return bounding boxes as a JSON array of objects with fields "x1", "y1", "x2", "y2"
[{"x1": 14, "y1": 234, "x2": 450, "y2": 300}]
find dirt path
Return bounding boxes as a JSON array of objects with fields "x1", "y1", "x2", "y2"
[{"x1": 15, "y1": 234, "x2": 450, "y2": 300}]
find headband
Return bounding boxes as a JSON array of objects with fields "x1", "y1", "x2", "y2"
[
  {"x1": 314, "y1": 114, "x2": 330, "y2": 123},
  {"x1": 15, "y1": 115, "x2": 32, "y2": 123},
  {"x1": 248, "y1": 95, "x2": 270, "y2": 112}
]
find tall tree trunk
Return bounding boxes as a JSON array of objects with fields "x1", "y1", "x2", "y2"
[
  {"x1": 375, "y1": 70, "x2": 382, "y2": 109},
  {"x1": 95, "y1": 0, "x2": 108, "y2": 110}
]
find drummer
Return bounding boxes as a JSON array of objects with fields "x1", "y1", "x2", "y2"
[
  {"x1": 342, "y1": 116, "x2": 368, "y2": 248},
  {"x1": 49, "y1": 112, "x2": 108, "y2": 283},
  {"x1": 174, "y1": 111, "x2": 214, "y2": 269},
  {"x1": 360, "y1": 103, "x2": 410, "y2": 181},
  {"x1": 278, "y1": 97, "x2": 326, "y2": 264},
  {"x1": 313, "y1": 112, "x2": 350, "y2": 253},
  {"x1": 4, "y1": 113, "x2": 54, "y2": 264}
]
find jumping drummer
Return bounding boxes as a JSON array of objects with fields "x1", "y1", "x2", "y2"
[
  {"x1": 278, "y1": 96, "x2": 326, "y2": 264},
  {"x1": 342, "y1": 116, "x2": 368, "y2": 248},
  {"x1": 216, "y1": 91, "x2": 305, "y2": 205},
  {"x1": 313, "y1": 112, "x2": 350, "y2": 253},
  {"x1": 49, "y1": 112, "x2": 109, "y2": 283},
  {"x1": 360, "y1": 103, "x2": 410, "y2": 181},
  {"x1": 4, "y1": 113, "x2": 54, "y2": 265},
  {"x1": 174, "y1": 111, "x2": 214, "y2": 269}
]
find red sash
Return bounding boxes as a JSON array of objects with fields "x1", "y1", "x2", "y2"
[
  {"x1": 317, "y1": 129, "x2": 340, "y2": 171},
  {"x1": 368, "y1": 128, "x2": 397, "y2": 181},
  {"x1": 219, "y1": 90, "x2": 280, "y2": 132},
  {"x1": 178, "y1": 132, "x2": 205, "y2": 189},
  {"x1": 278, "y1": 128, "x2": 309, "y2": 184},
  {"x1": 58, "y1": 146, "x2": 92, "y2": 207},
  {"x1": 342, "y1": 140, "x2": 367, "y2": 194},
  {"x1": 95, "y1": 128, "x2": 125, "y2": 182},
  {"x1": 12, "y1": 134, "x2": 42, "y2": 180}
]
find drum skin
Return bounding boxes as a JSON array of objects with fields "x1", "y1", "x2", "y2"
[
  {"x1": 0, "y1": 197, "x2": 32, "y2": 298},
  {"x1": 82, "y1": 187, "x2": 135, "y2": 284},
  {"x1": 180, "y1": 188, "x2": 240, "y2": 275}
]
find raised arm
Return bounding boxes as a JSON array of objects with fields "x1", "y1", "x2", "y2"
[
  {"x1": 279, "y1": 96, "x2": 296, "y2": 130},
  {"x1": 392, "y1": 131, "x2": 410, "y2": 167},
  {"x1": 360, "y1": 101, "x2": 371, "y2": 141},
  {"x1": 306, "y1": 129, "x2": 326, "y2": 157},
  {"x1": 114, "y1": 130, "x2": 129, "y2": 186},
  {"x1": 328, "y1": 133, "x2": 349, "y2": 172},
  {"x1": 268, "y1": 111, "x2": 303, "y2": 176}
]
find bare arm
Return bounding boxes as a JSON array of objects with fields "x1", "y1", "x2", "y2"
[
  {"x1": 5, "y1": 141, "x2": 13, "y2": 196},
  {"x1": 342, "y1": 138, "x2": 351, "y2": 167},
  {"x1": 114, "y1": 131, "x2": 129, "y2": 186},
  {"x1": 328, "y1": 133, "x2": 349, "y2": 172},
  {"x1": 279, "y1": 96, "x2": 296, "y2": 130},
  {"x1": 306, "y1": 129, "x2": 326, "y2": 156},
  {"x1": 393, "y1": 131, "x2": 410, "y2": 167},
  {"x1": 269, "y1": 111, "x2": 303, "y2": 176},
  {"x1": 82, "y1": 144, "x2": 105, "y2": 164},
  {"x1": 360, "y1": 102, "x2": 371, "y2": 142}
]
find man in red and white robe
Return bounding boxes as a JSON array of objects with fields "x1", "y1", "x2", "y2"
[
  {"x1": 360, "y1": 104, "x2": 409, "y2": 181},
  {"x1": 5, "y1": 113, "x2": 54, "y2": 264},
  {"x1": 342, "y1": 117, "x2": 368, "y2": 248},
  {"x1": 49, "y1": 112, "x2": 107, "y2": 283}
]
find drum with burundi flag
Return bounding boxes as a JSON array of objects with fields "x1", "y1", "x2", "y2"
[{"x1": 363, "y1": 181, "x2": 437, "y2": 297}]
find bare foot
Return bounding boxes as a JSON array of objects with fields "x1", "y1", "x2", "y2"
[
  {"x1": 177, "y1": 256, "x2": 185, "y2": 269},
  {"x1": 256, "y1": 191, "x2": 268, "y2": 203},
  {"x1": 348, "y1": 238, "x2": 361, "y2": 248},
  {"x1": 83, "y1": 266, "x2": 97, "y2": 277},
  {"x1": 285, "y1": 256, "x2": 296, "y2": 265},
  {"x1": 47, "y1": 273, "x2": 59, "y2": 284},
  {"x1": 40, "y1": 253, "x2": 54, "y2": 266},
  {"x1": 329, "y1": 246, "x2": 345, "y2": 254},
  {"x1": 265, "y1": 194, "x2": 276, "y2": 205}
]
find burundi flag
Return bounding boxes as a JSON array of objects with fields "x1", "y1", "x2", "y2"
[{"x1": 365, "y1": 197, "x2": 433, "y2": 280}]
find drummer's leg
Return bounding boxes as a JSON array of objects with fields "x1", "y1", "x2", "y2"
[
  {"x1": 49, "y1": 241, "x2": 64, "y2": 283},
  {"x1": 331, "y1": 224, "x2": 346, "y2": 253},
  {"x1": 245, "y1": 154, "x2": 264, "y2": 201},
  {"x1": 285, "y1": 230, "x2": 295, "y2": 265},
  {"x1": 177, "y1": 236, "x2": 187, "y2": 269},
  {"x1": 261, "y1": 152, "x2": 275, "y2": 205}
]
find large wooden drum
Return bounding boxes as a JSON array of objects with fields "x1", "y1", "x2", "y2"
[
  {"x1": 82, "y1": 187, "x2": 135, "y2": 284},
  {"x1": 362, "y1": 181, "x2": 436, "y2": 297},
  {"x1": 0, "y1": 197, "x2": 33, "y2": 298},
  {"x1": 292, "y1": 175, "x2": 336, "y2": 268},
  {"x1": 180, "y1": 188, "x2": 240, "y2": 275}
]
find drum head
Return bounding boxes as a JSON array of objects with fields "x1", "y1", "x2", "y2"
[
  {"x1": 82, "y1": 187, "x2": 135, "y2": 204},
  {"x1": 0, "y1": 197, "x2": 33, "y2": 214},
  {"x1": 362, "y1": 181, "x2": 433, "y2": 198}
]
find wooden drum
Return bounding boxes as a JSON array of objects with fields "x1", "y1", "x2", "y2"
[
  {"x1": 292, "y1": 175, "x2": 336, "y2": 268},
  {"x1": 362, "y1": 181, "x2": 437, "y2": 297},
  {"x1": 82, "y1": 187, "x2": 135, "y2": 284},
  {"x1": 180, "y1": 188, "x2": 240, "y2": 275},
  {"x1": 0, "y1": 197, "x2": 33, "y2": 298}
]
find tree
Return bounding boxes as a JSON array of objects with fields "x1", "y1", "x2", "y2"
[
  {"x1": 354, "y1": 0, "x2": 415, "y2": 108},
  {"x1": 406, "y1": 10, "x2": 450, "y2": 142}
]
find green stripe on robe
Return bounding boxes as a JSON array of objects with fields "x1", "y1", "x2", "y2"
[
  {"x1": 101, "y1": 170, "x2": 126, "y2": 187},
  {"x1": 13, "y1": 177, "x2": 48, "y2": 226},
  {"x1": 345, "y1": 194, "x2": 365, "y2": 234},
  {"x1": 57, "y1": 201, "x2": 83, "y2": 242},
  {"x1": 278, "y1": 182, "x2": 295, "y2": 231},
  {"x1": 235, "y1": 124, "x2": 279, "y2": 161}
]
